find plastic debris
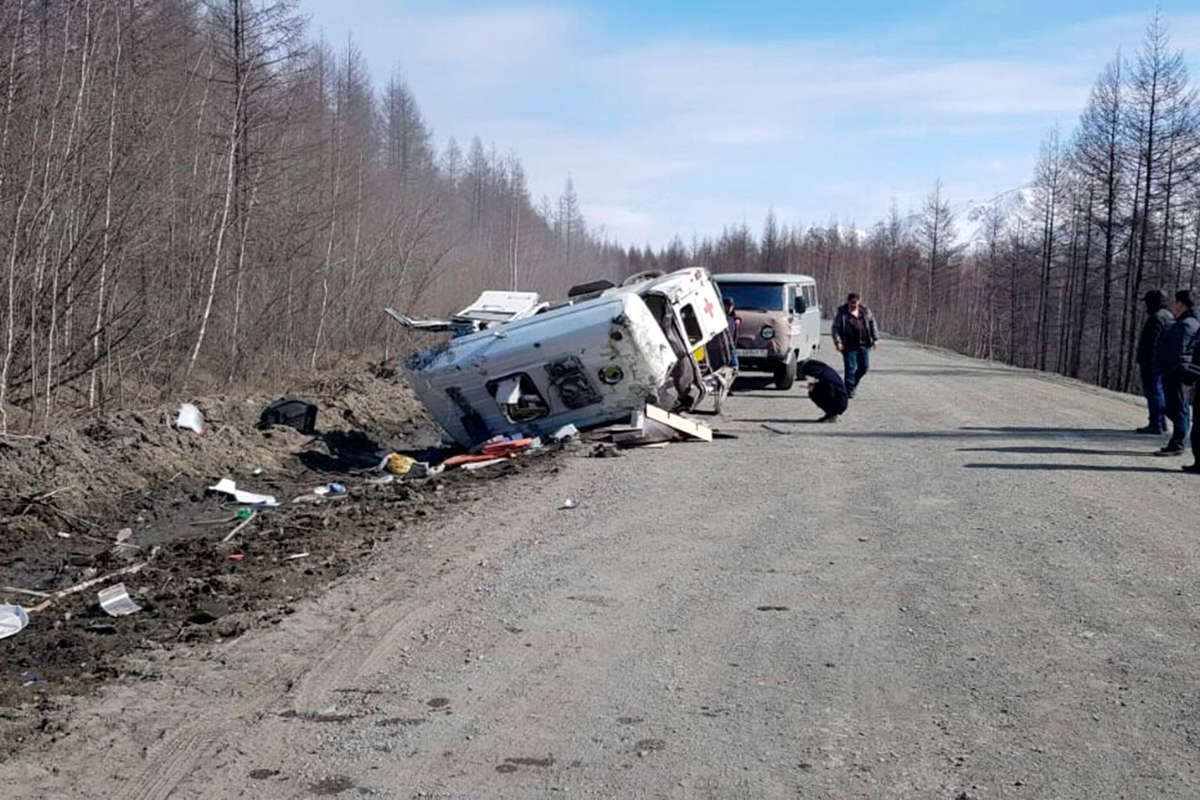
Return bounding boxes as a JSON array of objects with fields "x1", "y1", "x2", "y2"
[
  {"x1": 207, "y1": 478, "x2": 279, "y2": 507},
  {"x1": 236, "y1": 507, "x2": 254, "y2": 521},
  {"x1": 550, "y1": 423, "x2": 579, "y2": 443},
  {"x1": 0, "y1": 604, "x2": 30, "y2": 639},
  {"x1": 21, "y1": 672, "x2": 37, "y2": 687},
  {"x1": 406, "y1": 462, "x2": 443, "y2": 479},
  {"x1": 175, "y1": 403, "x2": 204, "y2": 433},
  {"x1": 115, "y1": 528, "x2": 133, "y2": 544},
  {"x1": 226, "y1": 551, "x2": 245, "y2": 563},
  {"x1": 257, "y1": 397, "x2": 318, "y2": 434},
  {"x1": 365, "y1": 474, "x2": 395, "y2": 486},
  {"x1": 97, "y1": 583, "x2": 142, "y2": 617},
  {"x1": 284, "y1": 552, "x2": 310, "y2": 560},
  {"x1": 386, "y1": 453, "x2": 418, "y2": 475},
  {"x1": 313, "y1": 483, "x2": 347, "y2": 497},
  {"x1": 559, "y1": 498, "x2": 578, "y2": 510},
  {"x1": 462, "y1": 458, "x2": 508, "y2": 471}
]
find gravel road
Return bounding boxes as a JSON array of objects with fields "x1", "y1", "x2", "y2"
[{"x1": 5, "y1": 335, "x2": 1200, "y2": 799}]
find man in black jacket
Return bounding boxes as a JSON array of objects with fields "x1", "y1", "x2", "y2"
[
  {"x1": 800, "y1": 359, "x2": 849, "y2": 422},
  {"x1": 831, "y1": 293, "x2": 878, "y2": 398},
  {"x1": 1153, "y1": 290, "x2": 1200, "y2": 456},
  {"x1": 1136, "y1": 289, "x2": 1174, "y2": 434}
]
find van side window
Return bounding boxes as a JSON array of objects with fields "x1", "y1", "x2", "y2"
[
  {"x1": 680, "y1": 304, "x2": 704, "y2": 345},
  {"x1": 804, "y1": 285, "x2": 817, "y2": 307}
]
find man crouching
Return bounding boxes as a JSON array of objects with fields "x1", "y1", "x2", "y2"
[{"x1": 800, "y1": 359, "x2": 849, "y2": 422}]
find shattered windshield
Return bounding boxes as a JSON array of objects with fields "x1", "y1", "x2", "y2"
[{"x1": 716, "y1": 283, "x2": 784, "y2": 312}]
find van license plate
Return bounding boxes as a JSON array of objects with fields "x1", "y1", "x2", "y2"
[{"x1": 737, "y1": 348, "x2": 768, "y2": 357}]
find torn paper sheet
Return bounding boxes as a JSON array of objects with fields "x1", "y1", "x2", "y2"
[
  {"x1": 98, "y1": 583, "x2": 142, "y2": 617},
  {"x1": 207, "y1": 478, "x2": 279, "y2": 507}
]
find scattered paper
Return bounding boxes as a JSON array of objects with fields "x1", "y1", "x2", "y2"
[
  {"x1": 208, "y1": 478, "x2": 279, "y2": 507},
  {"x1": 559, "y1": 498, "x2": 578, "y2": 510},
  {"x1": 175, "y1": 403, "x2": 204, "y2": 433},
  {"x1": 285, "y1": 552, "x2": 310, "y2": 560},
  {"x1": 97, "y1": 583, "x2": 142, "y2": 617}
]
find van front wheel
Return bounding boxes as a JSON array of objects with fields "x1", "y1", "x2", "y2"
[{"x1": 774, "y1": 352, "x2": 796, "y2": 390}]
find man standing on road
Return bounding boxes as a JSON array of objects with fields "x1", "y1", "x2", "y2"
[
  {"x1": 800, "y1": 359, "x2": 849, "y2": 422},
  {"x1": 1153, "y1": 290, "x2": 1200, "y2": 456},
  {"x1": 831, "y1": 292, "x2": 878, "y2": 399},
  {"x1": 1136, "y1": 289, "x2": 1174, "y2": 434},
  {"x1": 724, "y1": 296, "x2": 740, "y2": 371}
]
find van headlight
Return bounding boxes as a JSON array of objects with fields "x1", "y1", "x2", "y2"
[
  {"x1": 599, "y1": 365, "x2": 624, "y2": 384},
  {"x1": 760, "y1": 325, "x2": 775, "y2": 340}
]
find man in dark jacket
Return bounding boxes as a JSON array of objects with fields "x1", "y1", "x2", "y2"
[
  {"x1": 800, "y1": 359, "x2": 849, "y2": 422},
  {"x1": 1136, "y1": 289, "x2": 1174, "y2": 434},
  {"x1": 831, "y1": 293, "x2": 878, "y2": 399},
  {"x1": 1153, "y1": 290, "x2": 1200, "y2": 456}
]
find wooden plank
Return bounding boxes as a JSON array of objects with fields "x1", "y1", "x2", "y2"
[{"x1": 644, "y1": 404, "x2": 712, "y2": 442}]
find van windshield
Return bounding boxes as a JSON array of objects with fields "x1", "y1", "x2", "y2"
[{"x1": 716, "y1": 283, "x2": 785, "y2": 312}]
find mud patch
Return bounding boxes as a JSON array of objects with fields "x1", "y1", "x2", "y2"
[
  {"x1": 0, "y1": 363, "x2": 566, "y2": 759},
  {"x1": 310, "y1": 775, "x2": 356, "y2": 795},
  {"x1": 426, "y1": 697, "x2": 450, "y2": 709},
  {"x1": 636, "y1": 739, "x2": 666, "y2": 752},
  {"x1": 616, "y1": 716, "x2": 644, "y2": 725},
  {"x1": 756, "y1": 605, "x2": 789, "y2": 611},
  {"x1": 495, "y1": 764, "x2": 518, "y2": 774},
  {"x1": 248, "y1": 768, "x2": 280, "y2": 780}
]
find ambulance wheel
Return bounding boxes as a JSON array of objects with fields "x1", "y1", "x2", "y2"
[{"x1": 774, "y1": 353, "x2": 796, "y2": 390}]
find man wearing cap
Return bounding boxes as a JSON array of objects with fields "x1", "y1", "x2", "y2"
[{"x1": 1135, "y1": 289, "x2": 1174, "y2": 434}]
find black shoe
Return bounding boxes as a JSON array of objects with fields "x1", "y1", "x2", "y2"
[
  {"x1": 1182, "y1": 463, "x2": 1200, "y2": 473},
  {"x1": 1157, "y1": 444, "x2": 1185, "y2": 456},
  {"x1": 1136, "y1": 425, "x2": 1166, "y2": 434},
  {"x1": 818, "y1": 414, "x2": 840, "y2": 423}
]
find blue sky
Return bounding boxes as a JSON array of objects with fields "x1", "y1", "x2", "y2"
[{"x1": 301, "y1": 1, "x2": 1200, "y2": 247}]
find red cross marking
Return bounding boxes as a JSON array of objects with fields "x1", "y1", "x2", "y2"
[{"x1": 703, "y1": 299, "x2": 714, "y2": 317}]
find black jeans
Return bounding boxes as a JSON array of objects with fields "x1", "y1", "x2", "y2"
[
  {"x1": 1164, "y1": 374, "x2": 1190, "y2": 448},
  {"x1": 1140, "y1": 362, "x2": 1166, "y2": 431},
  {"x1": 1192, "y1": 388, "x2": 1200, "y2": 462}
]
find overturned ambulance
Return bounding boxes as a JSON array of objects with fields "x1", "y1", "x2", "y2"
[{"x1": 387, "y1": 268, "x2": 735, "y2": 448}]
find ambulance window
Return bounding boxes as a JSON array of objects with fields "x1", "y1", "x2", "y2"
[{"x1": 680, "y1": 304, "x2": 704, "y2": 345}]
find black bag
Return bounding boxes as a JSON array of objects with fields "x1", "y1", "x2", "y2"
[{"x1": 257, "y1": 397, "x2": 318, "y2": 434}]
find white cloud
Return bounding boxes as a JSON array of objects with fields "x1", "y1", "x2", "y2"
[{"x1": 316, "y1": 2, "x2": 1200, "y2": 247}]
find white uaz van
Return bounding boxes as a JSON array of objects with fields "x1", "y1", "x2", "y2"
[{"x1": 713, "y1": 273, "x2": 821, "y2": 389}]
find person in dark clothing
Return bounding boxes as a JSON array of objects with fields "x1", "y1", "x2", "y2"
[
  {"x1": 1153, "y1": 290, "x2": 1200, "y2": 456},
  {"x1": 1136, "y1": 289, "x2": 1174, "y2": 434},
  {"x1": 724, "y1": 296, "x2": 740, "y2": 371},
  {"x1": 800, "y1": 359, "x2": 849, "y2": 422},
  {"x1": 831, "y1": 293, "x2": 878, "y2": 398}
]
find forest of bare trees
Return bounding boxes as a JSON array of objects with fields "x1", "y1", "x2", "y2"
[
  {"x1": 0, "y1": 0, "x2": 626, "y2": 432},
  {"x1": 4, "y1": 4, "x2": 1197, "y2": 433},
  {"x1": 634, "y1": 14, "x2": 1200, "y2": 399}
]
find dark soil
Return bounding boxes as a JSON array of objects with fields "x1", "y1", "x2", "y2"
[{"x1": 0, "y1": 362, "x2": 562, "y2": 755}]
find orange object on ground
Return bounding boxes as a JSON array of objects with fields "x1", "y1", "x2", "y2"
[{"x1": 480, "y1": 438, "x2": 536, "y2": 457}]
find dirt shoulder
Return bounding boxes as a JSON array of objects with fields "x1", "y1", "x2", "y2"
[{"x1": 0, "y1": 363, "x2": 561, "y2": 756}]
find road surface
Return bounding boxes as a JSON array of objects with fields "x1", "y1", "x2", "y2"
[{"x1": 5, "y1": 336, "x2": 1200, "y2": 799}]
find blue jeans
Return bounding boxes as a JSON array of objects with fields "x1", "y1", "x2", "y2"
[
  {"x1": 843, "y1": 347, "x2": 870, "y2": 397},
  {"x1": 1164, "y1": 373, "x2": 1190, "y2": 448},
  {"x1": 1140, "y1": 363, "x2": 1165, "y2": 431}
]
